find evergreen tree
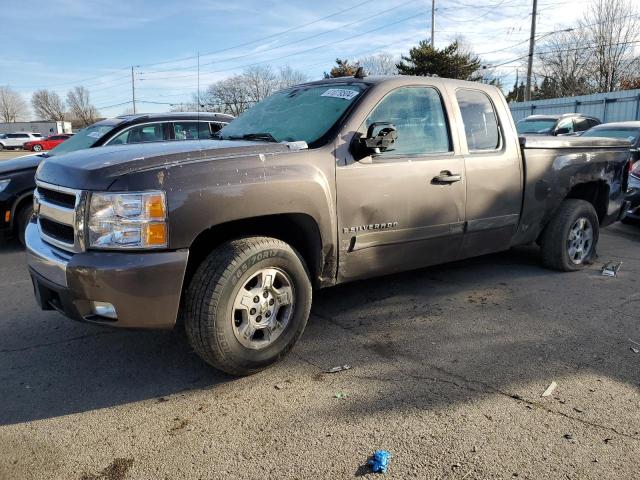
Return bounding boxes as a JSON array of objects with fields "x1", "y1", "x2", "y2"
[{"x1": 396, "y1": 41, "x2": 482, "y2": 80}]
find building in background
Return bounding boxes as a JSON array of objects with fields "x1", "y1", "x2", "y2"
[{"x1": 0, "y1": 121, "x2": 73, "y2": 135}]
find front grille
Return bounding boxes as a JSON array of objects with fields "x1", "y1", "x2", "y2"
[
  {"x1": 40, "y1": 218, "x2": 75, "y2": 244},
  {"x1": 38, "y1": 187, "x2": 76, "y2": 209},
  {"x1": 35, "y1": 181, "x2": 82, "y2": 253}
]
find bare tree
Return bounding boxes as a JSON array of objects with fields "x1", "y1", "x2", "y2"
[
  {"x1": 277, "y1": 65, "x2": 308, "y2": 89},
  {"x1": 358, "y1": 53, "x2": 399, "y2": 75},
  {"x1": 200, "y1": 76, "x2": 253, "y2": 116},
  {"x1": 537, "y1": 29, "x2": 594, "y2": 97},
  {"x1": 243, "y1": 65, "x2": 278, "y2": 103},
  {"x1": 66, "y1": 86, "x2": 99, "y2": 127},
  {"x1": 0, "y1": 86, "x2": 29, "y2": 122},
  {"x1": 581, "y1": 0, "x2": 640, "y2": 92},
  {"x1": 31, "y1": 89, "x2": 66, "y2": 121}
]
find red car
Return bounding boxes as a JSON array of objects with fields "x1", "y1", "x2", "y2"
[{"x1": 23, "y1": 133, "x2": 73, "y2": 152}]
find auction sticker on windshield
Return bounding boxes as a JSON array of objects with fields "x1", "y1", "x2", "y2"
[{"x1": 321, "y1": 89, "x2": 359, "y2": 100}]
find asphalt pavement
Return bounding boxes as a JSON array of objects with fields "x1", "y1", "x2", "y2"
[{"x1": 0, "y1": 224, "x2": 639, "y2": 479}]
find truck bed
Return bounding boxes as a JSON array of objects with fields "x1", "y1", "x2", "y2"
[{"x1": 512, "y1": 135, "x2": 631, "y2": 246}]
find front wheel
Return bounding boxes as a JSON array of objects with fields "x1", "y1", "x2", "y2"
[
  {"x1": 33, "y1": 144, "x2": 42, "y2": 152},
  {"x1": 184, "y1": 237, "x2": 312, "y2": 375},
  {"x1": 540, "y1": 199, "x2": 599, "y2": 271}
]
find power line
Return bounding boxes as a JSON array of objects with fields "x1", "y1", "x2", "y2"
[
  {"x1": 140, "y1": 0, "x2": 419, "y2": 76},
  {"x1": 139, "y1": 12, "x2": 425, "y2": 81},
  {"x1": 136, "y1": 0, "x2": 379, "y2": 69},
  {"x1": 486, "y1": 38, "x2": 640, "y2": 69}
]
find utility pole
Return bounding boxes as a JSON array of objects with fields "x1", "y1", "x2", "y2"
[
  {"x1": 197, "y1": 52, "x2": 200, "y2": 114},
  {"x1": 431, "y1": 0, "x2": 435, "y2": 47},
  {"x1": 131, "y1": 66, "x2": 136, "y2": 114},
  {"x1": 524, "y1": 0, "x2": 537, "y2": 102}
]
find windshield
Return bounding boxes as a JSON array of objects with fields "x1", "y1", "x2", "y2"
[
  {"x1": 48, "y1": 121, "x2": 118, "y2": 156},
  {"x1": 581, "y1": 127, "x2": 639, "y2": 144},
  {"x1": 516, "y1": 119, "x2": 557, "y2": 134},
  {"x1": 218, "y1": 83, "x2": 366, "y2": 146}
]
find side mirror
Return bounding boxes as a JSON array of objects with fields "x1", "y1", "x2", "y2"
[
  {"x1": 554, "y1": 127, "x2": 570, "y2": 136},
  {"x1": 361, "y1": 122, "x2": 397, "y2": 153}
]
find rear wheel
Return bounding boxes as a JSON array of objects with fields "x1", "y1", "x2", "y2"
[
  {"x1": 16, "y1": 204, "x2": 33, "y2": 247},
  {"x1": 184, "y1": 236, "x2": 312, "y2": 375},
  {"x1": 540, "y1": 199, "x2": 599, "y2": 271},
  {"x1": 0, "y1": 144, "x2": 4, "y2": 151}
]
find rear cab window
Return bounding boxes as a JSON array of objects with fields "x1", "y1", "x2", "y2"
[{"x1": 456, "y1": 89, "x2": 501, "y2": 151}]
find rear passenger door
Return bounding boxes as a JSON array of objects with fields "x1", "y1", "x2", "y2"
[
  {"x1": 454, "y1": 88, "x2": 523, "y2": 258},
  {"x1": 336, "y1": 85, "x2": 467, "y2": 282}
]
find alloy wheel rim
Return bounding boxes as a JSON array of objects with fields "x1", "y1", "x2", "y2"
[
  {"x1": 567, "y1": 217, "x2": 593, "y2": 264},
  {"x1": 231, "y1": 267, "x2": 295, "y2": 350}
]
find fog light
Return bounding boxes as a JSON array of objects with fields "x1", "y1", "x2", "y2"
[{"x1": 91, "y1": 301, "x2": 117, "y2": 320}]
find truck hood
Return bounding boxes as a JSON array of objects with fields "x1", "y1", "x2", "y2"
[
  {"x1": 0, "y1": 152, "x2": 46, "y2": 176},
  {"x1": 35, "y1": 140, "x2": 294, "y2": 190}
]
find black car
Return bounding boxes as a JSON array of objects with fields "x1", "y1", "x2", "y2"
[
  {"x1": 581, "y1": 121, "x2": 640, "y2": 223},
  {"x1": 0, "y1": 112, "x2": 233, "y2": 245},
  {"x1": 516, "y1": 113, "x2": 601, "y2": 136}
]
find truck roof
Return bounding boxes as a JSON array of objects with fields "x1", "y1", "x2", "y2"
[{"x1": 298, "y1": 75, "x2": 504, "y2": 93}]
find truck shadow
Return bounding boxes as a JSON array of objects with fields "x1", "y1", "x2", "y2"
[{"x1": 0, "y1": 225, "x2": 638, "y2": 426}]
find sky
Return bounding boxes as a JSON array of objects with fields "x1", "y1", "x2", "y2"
[{"x1": 0, "y1": 0, "x2": 591, "y2": 118}]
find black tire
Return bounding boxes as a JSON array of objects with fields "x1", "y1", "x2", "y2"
[
  {"x1": 33, "y1": 144, "x2": 42, "y2": 152},
  {"x1": 0, "y1": 144, "x2": 4, "y2": 151},
  {"x1": 184, "y1": 236, "x2": 312, "y2": 376},
  {"x1": 540, "y1": 199, "x2": 599, "y2": 271},
  {"x1": 16, "y1": 204, "x2": 33, "y2": 247}
]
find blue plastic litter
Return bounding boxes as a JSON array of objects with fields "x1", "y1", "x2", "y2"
[{"x1": 368, "y1": 450, "x2": 391, "y2": 474}]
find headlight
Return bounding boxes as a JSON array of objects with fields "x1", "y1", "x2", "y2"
[
  {"x1": 0, "y1": 179, "x2": 10, "y2": 193},
  {"x1": 88, "y1": 191, "x2": 167, "y2": 249}
]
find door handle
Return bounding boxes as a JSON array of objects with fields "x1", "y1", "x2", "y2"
[{"x1": 432, "y1": 171, "x2": 462, "y2": 184}]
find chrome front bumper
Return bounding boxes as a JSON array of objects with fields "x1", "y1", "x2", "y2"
[
  {"x1": 26, "y1": 219, "x2": 190, "y2": 329},
  {"x1": 25, "y1": 220, "x2": 70, "y2": 287}
]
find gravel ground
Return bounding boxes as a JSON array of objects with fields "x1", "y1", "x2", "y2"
[{"x1": 0, "y1": 224, "x2": 638, "y2": 479}]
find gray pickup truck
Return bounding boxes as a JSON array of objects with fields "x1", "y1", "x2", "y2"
[{"x1": 26, "y1": 75, "x2": 632, "y2": 375}]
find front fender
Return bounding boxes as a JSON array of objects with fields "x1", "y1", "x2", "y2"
[{"x1": 108, "y1": 148, "x2": 338, "y2": 267}]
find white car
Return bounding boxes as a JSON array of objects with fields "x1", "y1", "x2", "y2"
[{"x1": 0, "y1": 132, "x2": 43, "y2": 150}]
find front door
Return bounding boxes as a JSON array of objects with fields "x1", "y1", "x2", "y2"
[{"x1": 336, "y1": 85, "x2": 467, "y2": 282}]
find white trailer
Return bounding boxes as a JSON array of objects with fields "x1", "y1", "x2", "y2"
[{"x1": 0, "y1": 121, "x2": 72, "y2": 135}]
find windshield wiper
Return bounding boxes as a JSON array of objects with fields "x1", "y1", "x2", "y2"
[{"x1": 239, "y1": 133, "x2": 278, "y2": 143}]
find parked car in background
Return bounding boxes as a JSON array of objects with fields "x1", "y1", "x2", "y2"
[
  {"x1": 580, "y1": 121, "x2": 640, "y2": 162},
  {"x1": 0, "y1": 132, "x2": 43, "y2": 150},
  {"x1": 0, "y1": 112, "x2": 233, "y2": 245},
  {"x1": 516, "y1": 114, "x2": 601, "y2": 136},
  {"x1": 23, "y1": 133, "x2": 74, "y2": 152},
  {"x1": 580, "y1": 122, "x2": 640, "y2": 223}
]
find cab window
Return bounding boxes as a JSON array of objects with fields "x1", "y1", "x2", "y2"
[
  {"x1": 172, "y1": 122, "x2": 201, "y2": 140},
  {"x1": 365, "y1": 86, "x2": 451, "y2": 156},
  {"x1": 109, "y1": 123, "x2": 167, "y2": 145},
  {"x1": 556, "y1": 118, "x2": 574, "y2": 134},
  {"x1": 456, "y1": 89, "x2": 500, "y2": 151}
]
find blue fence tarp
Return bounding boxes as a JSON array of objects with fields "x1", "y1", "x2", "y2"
[{"x1": 509, "y1": 89, "x2": 640, "y2": 123}]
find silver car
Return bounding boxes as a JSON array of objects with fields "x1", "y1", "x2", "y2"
[{"x1": 0, "y1": 132, "x2": 43, "y2": 150}]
